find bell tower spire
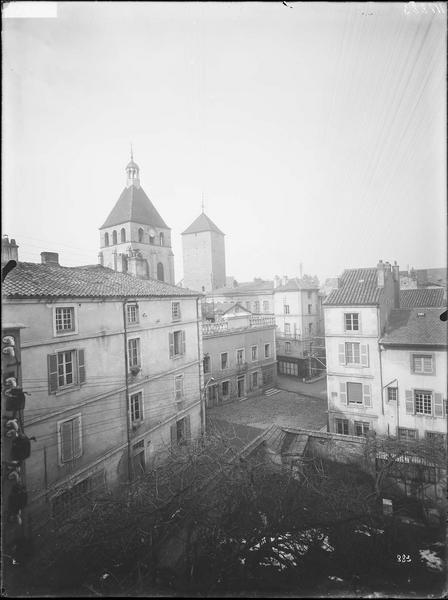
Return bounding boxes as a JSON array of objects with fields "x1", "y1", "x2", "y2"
[{"x1": 126, "y1": 147, "x2": 140, "y2": 188}]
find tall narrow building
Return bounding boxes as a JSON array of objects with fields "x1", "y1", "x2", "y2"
[
  {"x1": 182, "y1": 211, "x2": 226, "y2": 292},
  {"x1": 98, "y1": 154, "x2": 175, "y2": 284}
]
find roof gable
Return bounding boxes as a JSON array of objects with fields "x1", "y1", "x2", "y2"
[
  {"x1": 101, "y1": 185, "x2": 169, "y2": 230},
  {"x1": 182, "y1": 213, "x2": 224, "y2": 235}
]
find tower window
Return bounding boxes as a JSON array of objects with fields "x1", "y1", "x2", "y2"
[
  {"x1": 157, "y1": 262, "x2": 164, "y2": 282},
  {"x1": 138, "y1": 228, "x2": 144, "y2": 243},
  {"x1": 121, "y1": 228, "x2": 126, "y2": 243},
  {"x1": 112, "y1": 230, "x2": 118, "y2": 245},
  {"x1": 104, "y1": 233, "x2": 109, "y2": 247},
  {"x1": 159, "y1": 232, "x2": 164, "y2": 246}
]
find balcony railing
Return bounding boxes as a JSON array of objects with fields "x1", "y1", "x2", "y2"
[
  {"x1": 249, "y1": 315, "x2": 276, "y2": 327},
  {"x1": 202, "y1": 322, "x2": 229, "y2": 336},
  {"x1": 202, "y1": 315, "x2": 276, "y2": 336}
]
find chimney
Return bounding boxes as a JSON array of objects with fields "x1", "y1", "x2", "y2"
[
  {"x1": 377, "y1": 260, "x2": 385, "y2": 288},
  {"x1": 299, "y1": 262, "x2": 303, "y2": 278},
  {"x1": 392, "y1": 260, "x2": 400, "y2": 307},
  {"x1": 274, "y1": 275, "x2": 281, "y2": 289},
  {"x1": 282, "y1": 275, "x2": 288, "y2": 286},
  {"x1": 392, "y1": 260, "x2": 400, "y2": 282},
  {"x1": 41, "y1": 252, "x2": 59, "y2": 265},
  {"x1": 1, "y1": 236, "x2": 19, "y2": 264}
]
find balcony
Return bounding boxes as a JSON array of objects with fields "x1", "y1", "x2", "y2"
[{"x1": 202, "y1": 316, "x2": 276, "y2": 337}]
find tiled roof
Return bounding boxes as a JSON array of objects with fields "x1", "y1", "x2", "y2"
[
  {"x1": 323, "y1": 268, "x2": 383, "y2": 305},
  {"x1": 380, "y1": 309, "x2": 447, "y2": 347},
  {"x1": 182, "y1": 212, "x2": 224, "y2": 235},
  {"x1": 211, "y1": 280, "x2": 274, "y2": 296},
  {"x1": 100, "y1": 185, "x2": 169, "y2": 229},
  {"x1": 399, "y1": 288, "x2": 445, "y2": 308},
  {"x1": 2, "y1": 262, "x2": 200, "y2": 299},
  {"x1": 274, "y1": 276, "x2": 320, "y2": 292}
]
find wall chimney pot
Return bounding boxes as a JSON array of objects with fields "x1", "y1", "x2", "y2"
[{"x1": 41, "y1": 252, "x2": 59, "y2": 265}]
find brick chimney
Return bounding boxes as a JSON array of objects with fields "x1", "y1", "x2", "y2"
[
  {"x1": 392, "y1": 260, "x2": 400, "y2": 307},
  {"x1": 1, "y1": 236, "x2": 19, "y2": 264},
  {"x1": 41, "y1": 252, "x2": 59, "y2": 265},
  {"x1": 377, "y1": 260, "x2": 385, "y2": 288}
]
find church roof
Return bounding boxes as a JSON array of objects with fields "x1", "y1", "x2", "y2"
[
  {"x1": 101, "y1": 185, "x2": 169, "y2": 230},
  {"x1": 182, "y1": 212, "x2": 224, "y2": 235}
]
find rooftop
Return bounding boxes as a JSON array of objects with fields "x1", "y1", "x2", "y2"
[
  {"x1": 182, "y1": 212, "x2": 224, "y2": 236},
  {"x1": 399, "y1": 288, "x2": 445, "y2": 308},
  {"x1": 274, "y1": 275, "x2": 320, "y2": 292},
  {"x1": 324, "y1": 268, "x2": 383, "y2": 306},
  {"x1": 100, "y1": 185, "x2": 169, "y2": 229},
  {"x1": 380, "y1": 308, "x2": 447, "y2": 347},
  {"x1": 2, "y1": 262, "x2": 200, "y2": 299},
  {"x1": 211, "y1": 279, "x2": 274, "y2": 296}
]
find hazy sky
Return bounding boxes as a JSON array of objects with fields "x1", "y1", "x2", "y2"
[{"x1": 3, "y1": 2, "x2": 446, "y2": 283}]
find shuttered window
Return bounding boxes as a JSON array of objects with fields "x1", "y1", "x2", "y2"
[
  {"x1": 129, "y1": 392, "x2": 143, "y2": 423},
  {"x1": 415, "y1": 391, "x2": 432, "y2": 415},
  {"x1": 169, "y1": 330, "x2": 186, "y2": 358},
  {"x1": 48, "y1": 349, "x2": 85, "y2": 393},
  {"x1": 128, "y1": 338, "x2": 141, "y2": 368},
  {"x1": 345, "y1": 343, "x2": 360, "y2": 364},
  {"x1": 347, "y1": 382, "x2": 362, "y2": 404},
  {"x1": 175, "y1": 375, "x2": 184, "y2": 401},
  {"x1": 58, "y1": 415, "x2": 82, "y2": 464}
]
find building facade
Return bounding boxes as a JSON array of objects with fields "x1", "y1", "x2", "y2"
[
  {"x1": 202, "y1": 309, "x2": 277, "y2": 407},
  {"x1": 208, "y1": 279, "x2": 274, "y2": 315},
  {"x1": 182, "y1": 212, "x2": 226, "y2": 292},
  {"x1": 2, "y1": 254, "x2": 203, "y2": 529},
  {"x1": 98, "y1": 154, "x2": 175, "y2": 284}
]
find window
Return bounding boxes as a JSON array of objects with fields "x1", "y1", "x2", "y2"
[
  {"x1": 237, "y1": 376, "x2": 245, "y2": 398},
  {"x1": 236, "y1": 348, "x2": 245, "y2": 365},
  {"x1": 345, "y1": 342, "x2": 360, "y2": 364},
  {"x1": 344, "y1": 313, "x2": 359, "y2": 331},
  {"x1": 285, "y1": 341, "x2": 291, "y2": 354},
  {"x1": 171, "y1": 416, "x2": 191, "y2": 447},
  {"x1": 335, "y1": 418, "x2": 349, "y2": 435},
  {"x1": 203, "y1": 354, "x2": 211, "y2": 374},
  {"x1": 347, "y1": 382, "x2": 363, "y2": 404},
  {"x1": 120, "y1": 228, "x2": 126, "y2": 243},
  {"x1": 264, "y1": 343, "x2": 271, "y2": 358},
  {"x1": 254, "y1": 301, "x2": 260, "y2": 313},
  {"x1": 284, "y1": 323, "x2": 291, "y2": 335},
  {"x1": 398, "y1": 427, "x2": 418, "y2": 441},
  {"x1": 221, "y1": 352, "x2": 228, "y2": 370},
  {"x1": 308, "y1": 323, "x2": 313, "y2": 336},
  {"x1": 252, "y1": 371, "x2": 258, "y2": 389},
  {"x1": 58, "y1": 414, "x2": 82, "y2": 464},
  {"x1": 157, "y1": 262, "x2": 164, "y2": 282},
  {"x1": 112, "y1": 230, "x2": 117, "y2": 245},
  {"x1": 127, "y1": 303, "x2": 139, "y2": 324},
  {"x1": 251, "y1": 345, "x2": 258, "y2": 361},
  {"x1": 175, "y1": 375, "x2": 184, "y2": 401},
  {"x1": 222, "y1": 380, "x2": 230, "y2": 398},
  {"x1": 129, "y1": 391, "x2": 143, "y2": 424},
  {"x1": 412, "y1": 354, "x2": 433, "y2": 374},
  {"x1": 425, "y1": 431, "x2": 446, "y2": 444},
  {"x1": 55, "y1": 307, "x2": 75, "y2": 333},
  {"x1": 284, "y1": 305, "x2": 290, "y2": 314},
  {"x1": 354, "y1": 421, "x2": 369, "y2": 436},
  {"x1": 246, "y1": 301, "x2": 251, "y2": 310},
  {"x1": 128, "y1": 338, "x2": 141, "y2": 369},
  {"x1": 48, "y1": 350, "x2": 85, "y2": 393},
  {"x1": 415, "y1": 390, "x2": 432, "y2": 415},
  {"x1": 104, "y1": 232, "x2": 109, "y2": 247},
  {"x1": 138, "y1": 227, "x2": 144, "y2": 243},
  {"x1": 308, "y1": 304, "x2": 312, "y2": 314},
  {"x1": 159, "y1": 232, "x2": 164, "y2": 246},
  {"x1": 263, "y1": 301, "x2": 269, "y2": 313},
  {"x1": 387, "y1": 387, "x2": 398, "y2": 402},
  {"x1": 169, "y1": 330, "x2": 185, "y2": 358},
  {"x1": 172, "y1": 302, "x2": 181, "y2": 321}
]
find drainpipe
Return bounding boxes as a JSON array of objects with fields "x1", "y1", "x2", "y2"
[
  {"x1": 196, "y1": 297, "x2": 206, "y2": 437},
  {"x1": 377, "y1": 308, "x2": 385, "y2": 421},
  {"x1": 122, "y1": 299, "x2": 133, "y2": 483}
]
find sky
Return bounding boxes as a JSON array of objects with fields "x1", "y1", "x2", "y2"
[{"x1": 3, "y1": 2, "x2": 446, "y2": 284}]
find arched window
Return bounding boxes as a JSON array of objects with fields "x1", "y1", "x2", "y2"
[
  {"x1": 138, "y1": 228, "x2": 144, "y2": 243},
  {"x1": 112, "y1": 230, "x2": 117, "y2": 245},
  {"x1": 159, "y1": 232, "x2": 164, "y2": 246},
  {"x1": 157, "y1": 262, "x2": 164, "y2": 282},
  {"x1": 121, "y1": 228, "x2": 126, "y2": 243},
  {"x1": 149, "y1": 234, "x2": 155, "y2": 245},
  {"x1": 104, "y1": 232, "x2": 109, "y2": 247}
]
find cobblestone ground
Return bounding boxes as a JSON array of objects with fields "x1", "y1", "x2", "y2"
[{"x1": 207, "y1": 387, "x2": 327, "y2": 433}]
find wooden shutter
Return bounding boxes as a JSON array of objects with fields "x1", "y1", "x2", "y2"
[
  {"x1": 72, "y1": 416, "x2": 82, "y2": 458},
  {"x1": 434, "y1": 393, "x2": 443, "y2": 417},
  {"x1": 405, "y1": 390, "x2": 414, "y2": 414},
  {"x1": 185, "y1": 415, "x2": 191, "y2": 441},
  {"x1": 170, "y1": 422, "x2": 177, "y2": 447},
  {"x1": 78, "y1": 349, "x2": 86, "y2": 384},
  {"x1": 339, "y1": 382, "x2": 347, "y2": 404},
  {"x1": 169, "y1": 332, "x2": 174, "y2": 358},
  {"x1": 363, "y1": 384, "x2": 372, "y2": 407},
  {"x1": 360, "y1": 345, "x2": 369, "y2": 367},
  {"x1": 181, "y1": 330, "x2": 186, "y2": 355},
  {"x1": 60, "y1": 421, "x2": 73, "y2": 462},
  {"x1": 338, "y1": 344, "x2": 346, "y2": 366},
  {"x1": 410, "y1": 354, "x2": 416, "y2": 373},
  {"x1": 48, "y1": 354, "x2": 58, "y2": 394}
]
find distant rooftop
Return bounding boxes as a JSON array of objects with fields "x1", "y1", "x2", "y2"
[
  {"x1": 399, "y1": 288, "x2": 445, "y2": 308},
  {"x1": 324, "y1": 268, "x2": 383, "y2": 306},
  {"x1": 380, "y1": 308, "x2": 447, "y2": 347},
  {"x1": 182, "y1": 212, "x2": 225, "y2": 236}
]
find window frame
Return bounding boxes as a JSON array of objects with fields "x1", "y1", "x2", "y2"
[
  {"x1": 57, "y1": 349, "x2": 77, "y2": 389},
  {"x1": 335, "y1": 418, "x2": 349, "y2": 435},
  {"x1": 411, "y1": 353, "x2": 434, "y2": 375},
  {"x1": 414, "y1": 390, "x2": 433, "y2": 416},
  {"x1": 126, "y1": 303, "x2": 139, "y2": 325},
  {"x1": 345, "y1": 342, "x2": 361, "y2": 365},
  {"x1": 285, "y1": 341, "x2": 291, "y2": 354},
  {"x1": 57, "y1": 413, "x2": 82, "y2": 466},
  {"x1": 53, "y1": 304, "x2": 78, "y2": 337},
  {"x1": 354, "y1": 420, "x2": 370, "y2": 437},
  {"x1": 284, "y1": 304, "x2": 290, "y2": 314},
  {"x1": 264, "y1": 343, "x2": 271, "y2": 358},
  {"x1": 221, "y1": 352, "x2": 229, "y2": 370},
  {"x1": 344, "y1": 312, "x2": 360, "y2": 332},
  {"x1": 174, "y1": 374, "x2": 184, "y2": 402},
  {"x1": 128, "y1": 337, "x2": 141, "y2": 370},
  {"x1": 387, "y1": 387, "x2": 398, "y2": 402},
  {"x1": 398, "y1": 427, "x2": 418, "y2": 441},
  {"x1": 284, "y1": 323, "x2": 291, "y2": 335},
  {"x1": 172, "y1": 301, "x2": 181, "y2": 322},
  {"x1": 236, "y1": 348, "x2": 246, "y2": 365},
  {"x1": 221, "y1": 380, "x2": 230, "y2": 398},
  {"x1": 251, "y1": 345, "x2": 258, "y2": 362},
  {"x1": 251, "y1": 371, "x2": 259, "y2": 389},
  {"x1": 172, "y1": 330, "x2": 184, "y2": 357},
  {"x1": 347, "y1": 381, "x2": 363, "y2": 404},
  {"x1": 129, "y1": 390, "x2": 144, "y2": 425},
  {"x1": 203, "y1": 353, "x2": 211, "y2": 374}
]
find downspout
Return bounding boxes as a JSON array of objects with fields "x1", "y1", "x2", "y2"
[
  {"x1": 196, "y1": 297, "x2": 205, "y2": 437},
  {"x1": 378, "y1": 308, "x2": 385, "y2": 420},
  {"x1": 122, "y1": 299, "x2": 132, "y2": 482}
]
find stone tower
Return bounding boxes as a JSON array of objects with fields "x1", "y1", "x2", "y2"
[
  {"x1": 182, "y1": 211, "x2": 226, "y2": 292},
  {"x1": 99, "y1": 153, "x2": 175, "y2": 284}
]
